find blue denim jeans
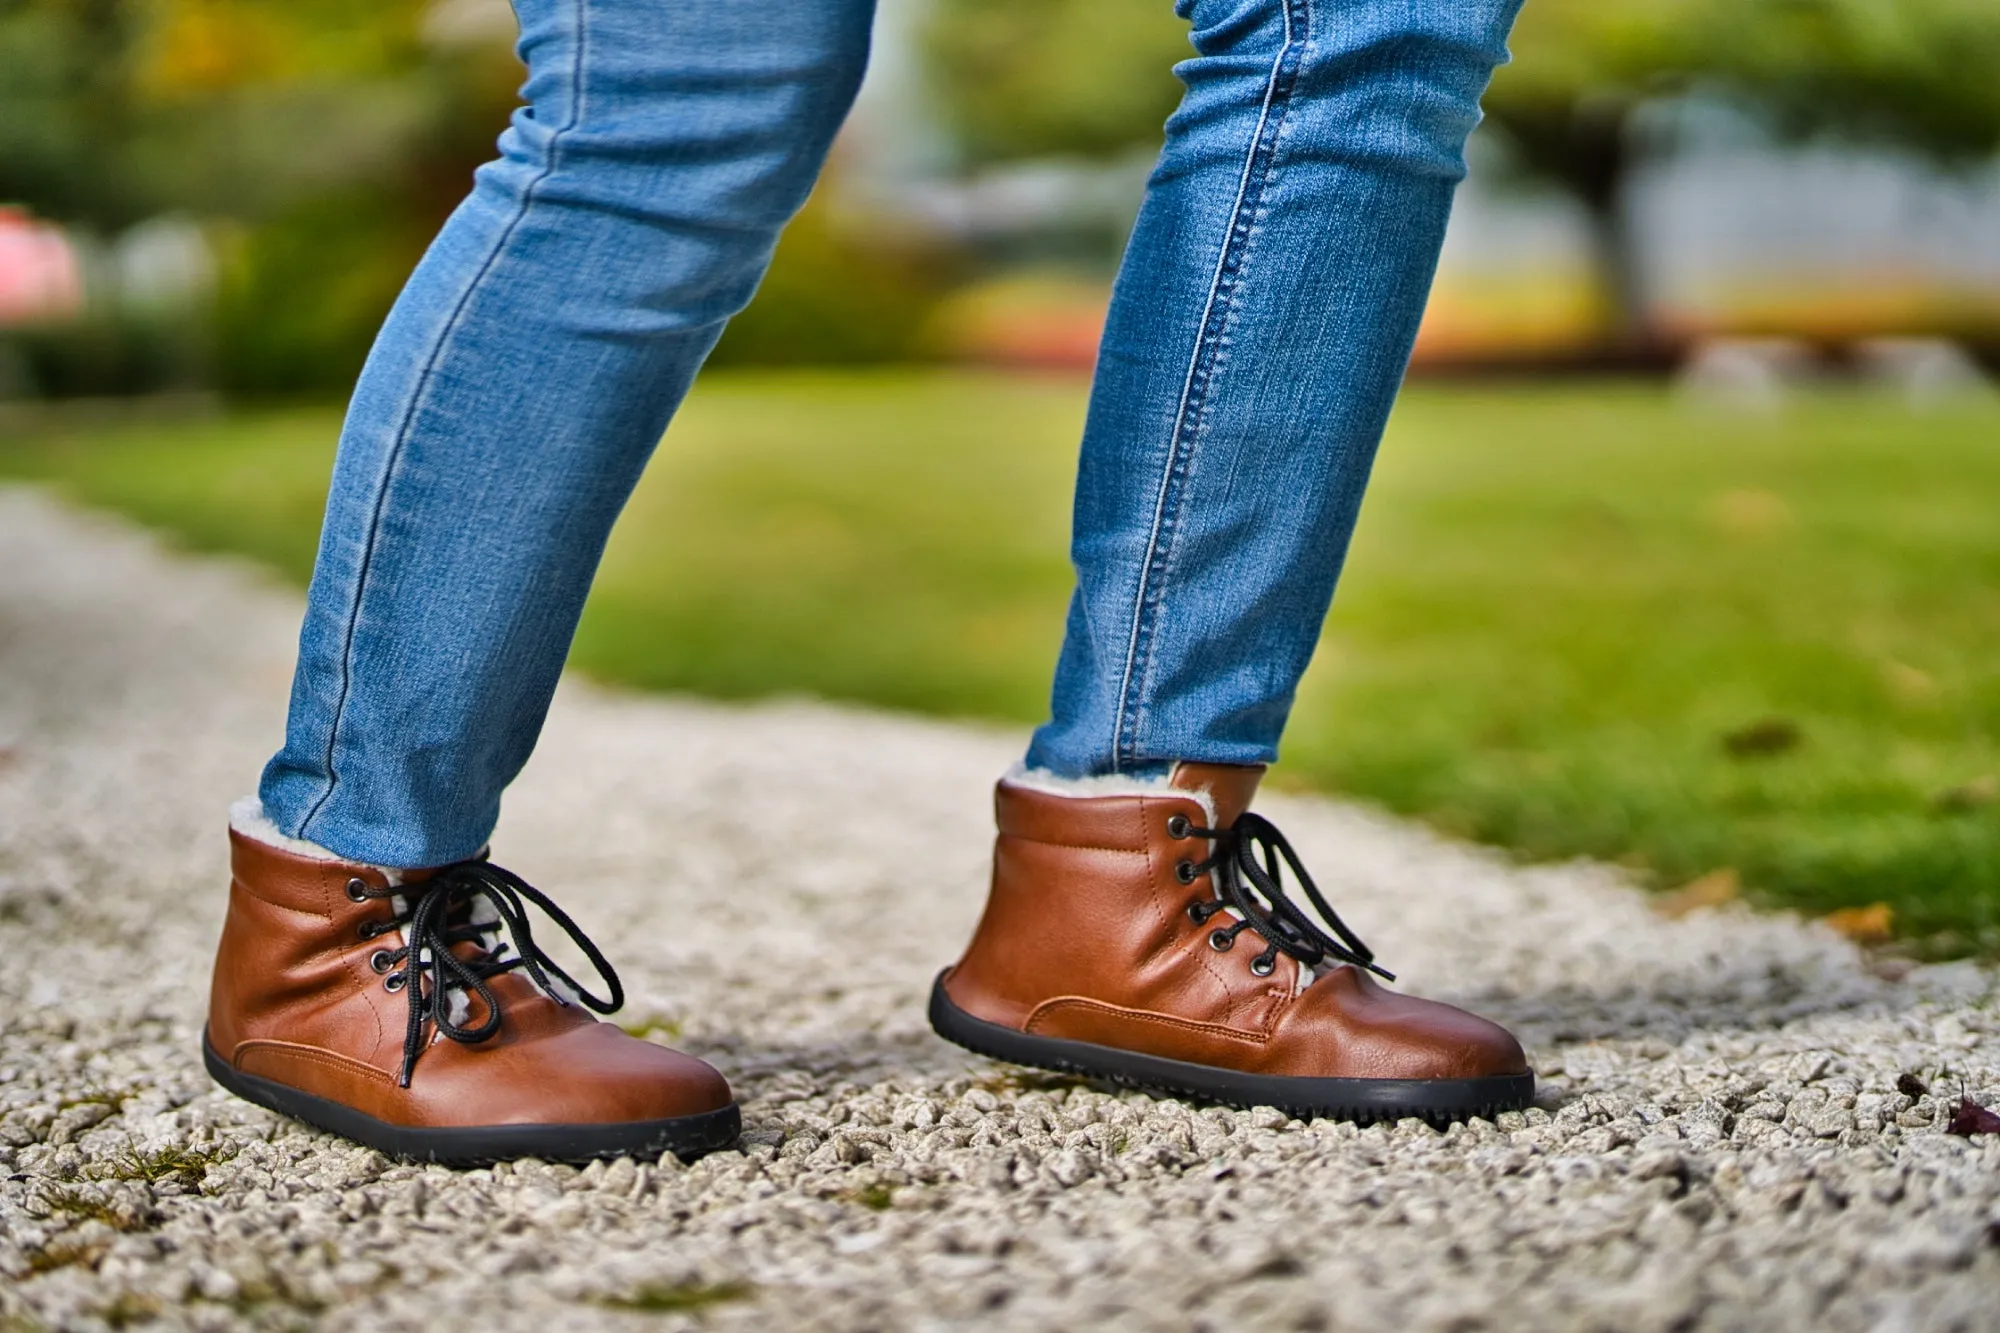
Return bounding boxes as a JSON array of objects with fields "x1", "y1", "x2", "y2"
[{"x1": 260, "y1": 0, "x2": 1522, "y2": 868}]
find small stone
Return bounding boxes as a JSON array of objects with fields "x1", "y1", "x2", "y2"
[
  {"x1": 1629, "y1": 1148, "x2": 1688, "y2": 1183},
  {"x1": 191, "y1": 1262, "x2": 239, "y2": 1302},
  {"x1": 599, "y1": 1157, "x2": 637, "y2": 1195},
  {"x1": 1045, "y1": 1149, "x2": 1094, "y2": 1187},
  {"x1": 3, "y1": 493, "x2": 1999, "y2": 1332}
]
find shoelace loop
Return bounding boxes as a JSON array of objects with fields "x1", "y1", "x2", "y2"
[
  {"x1": 351, "y1": 861, "x2": 623, "y2": 1087},
  {"x1": 1179, "y1": 811, "x2": 1396, "y2": 983}
]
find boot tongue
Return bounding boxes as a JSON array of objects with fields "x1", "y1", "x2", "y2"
[{"x1": 1168, "y1": 762, "x2": 1265, "y2": 828}]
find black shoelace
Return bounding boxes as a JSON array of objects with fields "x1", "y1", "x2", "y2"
[
  {"x1": 1177, "y1": 811, "x2": 1396, "y2": 984},
  {"x1": 348, "y1": 861, "x2": 623, "y2": 1087}
]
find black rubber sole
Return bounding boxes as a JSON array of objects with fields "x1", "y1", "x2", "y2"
[
  {"x1": 929, "y1": 974, "x2": 1533, "y2": 1124},
  {"x1": 202, "y1": 1034, "x2": 741, "y2": 1166}
]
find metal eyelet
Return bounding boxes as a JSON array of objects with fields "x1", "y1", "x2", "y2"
[
  {"x1": 383, "y1": 971, "x2": 407, "y2": 993},
  {"x1": 1186, "y1": 901, "x2": 1207, "y2": 923},
  {"x1": 1208, "y1": 929, "x2": 1235, "y2": 953},
  {"x1": 1166, "y1": 814, "x2": 1191, "y2": 839},
  {"x1": 1249, "y1": 954, "x2": 1277, "y2": 977},
  {"x1": 1175, "y1": 860, "x2": 1199, "y2": 885},
  {"x1": 356, "y1": 921, "x2": 380, "y2": 940},
  {"x1": 345, "y1": 878, "x2": 370, "y2": 902},
  {"x1": 368, "y1": 949, "x2": 395, "y2": 974}
]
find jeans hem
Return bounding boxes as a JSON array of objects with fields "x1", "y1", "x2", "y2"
[
  {"x1": 1109, "y1": 0, "x2": 1313, "y2": 773},
  {"x1": 295, "y1": 0, "x2": 592, "y2": 847}
]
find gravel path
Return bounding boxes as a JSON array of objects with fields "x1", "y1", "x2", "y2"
[{"x1": 2, "y1": 485, "x2": 1998, "y2": 1332}]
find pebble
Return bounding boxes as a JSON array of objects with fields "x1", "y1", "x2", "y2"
[{"x1": 2, "y1": 487, "x2": 1999, "y2": 1331}]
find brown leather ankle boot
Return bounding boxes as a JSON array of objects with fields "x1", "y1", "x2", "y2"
[
  {"x1": 205, "y1": 828, "x2": 738, "y2": 1164},
  {"x1": 931, "y1": 763, "x2": 1533, "y2": 1122}
]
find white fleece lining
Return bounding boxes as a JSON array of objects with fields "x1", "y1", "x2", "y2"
[
  {"x1": 228, "y1": 796, "x2": 404, "y2": 884},
  {"x1": 1001, "y1": 763, "x2": 1217, "y2": 823}
]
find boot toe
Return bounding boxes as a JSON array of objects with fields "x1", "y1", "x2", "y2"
[
  {"x1": 630, "y1": 1044, "x2": 735, "y2": 1121},
  {"x1": 1384, "y1": 1005, "x2": 1529, "y2": 1082},
  {"x1": 1292, "y1": 969, "x2": 1530, "y2": 1082},
  {"x1": 541, "y1": 1025, "x2": 735, "y2": 1124}
]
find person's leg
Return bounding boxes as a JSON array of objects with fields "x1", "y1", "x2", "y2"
[
  {"x1": 939, "y1": 0, "x2": 1534, "y2": 1122},
  {"x1": 1029, "y1": 0, "x2": 1522, "y2": 777},
  {"x1": 258, "y1": 0, "x2": 875, "y2": 869},
  {"x1": 210, "y1": 0, "x2": 874, "y2": 1164}
]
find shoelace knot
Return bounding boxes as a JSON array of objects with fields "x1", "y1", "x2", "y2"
[{"x1": 346, "y1": 861, "x2": 622, "y2": 1086}]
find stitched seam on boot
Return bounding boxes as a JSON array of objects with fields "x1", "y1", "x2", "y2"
[
  {"x1": 340, "y1": 923, "x2": 393, "y2": 1060},
  {"x1": 1141, "y1": 794, "x2": 1243, "y2": 1000},
  {"x1": 1003, "y1": 792, "x2": 1211, "y2": 853},
  {"x1": 233, "y1": 1039, "x2": 397, "y2": 1084},
  {"x1": 1011, "y1": 840, "x2": 1151, "y2": 856},
  {"x1": 229, "y1": 878, "x2": 337, "y2": 920},
  {"x1": 1024, "y1": 997, "x2": 1269, "y2": 1046}
]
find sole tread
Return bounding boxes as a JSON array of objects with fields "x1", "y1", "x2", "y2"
[
  {"x1": 202, "y1": 1033, "x2": 740, "y2": 1166},
  {"x1": 929, "y1": 974, "x2": 1533, "y2": 1126}
]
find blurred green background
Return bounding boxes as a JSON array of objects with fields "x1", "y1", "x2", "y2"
[{"x1": 2, "y1": 0, "x2": 1998, "y2": 953}]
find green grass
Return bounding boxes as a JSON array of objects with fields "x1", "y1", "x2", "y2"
[
  {"x1": 93, "y1": 1141, "x2": 237, "y2": 1188},
  {"x1": 845, "y1": 1182, "x2": 897, "y2": 1210},
  {"x1": 4, "y1": 371, "x2": 1997, "y2": 951}
]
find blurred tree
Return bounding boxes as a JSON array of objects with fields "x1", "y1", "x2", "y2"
[
  {"x1": 926, "y1": 0, "x2": 2000, "y2": 352},
  {"x1": 922, "y1": 0, "x2": 1187, "y2": 165},
  {"x1": 0, "y1": 0, "x2": 159, "y2": 230},
  {"x1": 161, "y1": 0, "x2": 529, "y2": 394},
  {"x1": 1484, "y1": 0, "x2": 2000, "y2": 347},
  {"x1": 0, "y1": 0, "x2": 457, "y2": 229},
  {"x1": 5, "y1": 0, "x2": 951, "y2": 391},
  {"x1": 1700, "y1": 0, "x2": 2000, "y2": 160},
  {"x1": 0, "y1": 0, "x2": 506, "y2": 393},
  {"x1": 1477, "y1": 2, "x2": 1706, "y2": 349},
  {"x1": 708, "y1": 187, "x2": 956, "y2": 367},
  {"x1": 135, "y1": 0, "x2": 473, "y2": 225}
]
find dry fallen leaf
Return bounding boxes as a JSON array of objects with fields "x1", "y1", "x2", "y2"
[
  {"x1": 1821, "y1": 902, "x2": 1894, "y2": 944},
  {"x1": 1946, "y1": 1097, "x2": 2000, "y2": 1138},
  {"x1": 1708, "y1": 488, "x2": 1794, "y2": 538},
  {"x1": 1933, "y1": 775, "x2": 1999, "y2": 814},
  {"x1": 1882, "y1": 660, "x2": 1939, "y2": 704},
  {"x1": 1867, "y1": 954, "x2": 1918, "y2": 982},
  {"x1": 1654, "y1": 868, "x2": 1741, "y2": 919},
  {"x1": 1722, "y1": 717, "x2": 1803, "y2": 759}
]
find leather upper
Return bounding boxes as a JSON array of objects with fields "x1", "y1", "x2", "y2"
[
  {"x1": 208, "y1": 830, "x2": 731, "y2": 1127},
  {"x1": 942, "y1": 763, "x2": 1529, "y2": 1082}
]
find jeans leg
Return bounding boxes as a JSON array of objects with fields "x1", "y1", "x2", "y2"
[
  {"x1": 1027, "y1": 0, "x2": 1522, "y2": 778},
  {"x1": 260, "y1": 0, "x2": 876, "y2": 867}
]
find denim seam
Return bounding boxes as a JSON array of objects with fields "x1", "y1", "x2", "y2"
[
  {"x1": 1109, "y1": 0, "x2": 1311, "y2": 771},
  {"x1": 296, "y1": 0, "x2": 592, "y2": 845}
]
